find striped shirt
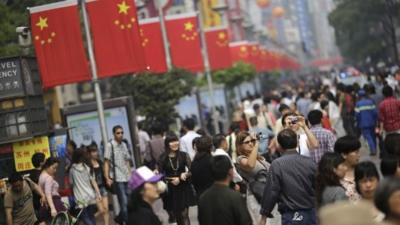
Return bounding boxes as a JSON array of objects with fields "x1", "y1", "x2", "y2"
[{"x1": 260, "y1": 150, "x2": 317, "y2": 217}]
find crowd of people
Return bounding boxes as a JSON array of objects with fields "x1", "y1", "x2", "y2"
[{"x1": 3, "y1": 71, "x2": 400, "y2": 225}]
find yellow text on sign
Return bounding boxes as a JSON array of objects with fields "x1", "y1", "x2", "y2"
[{"x1": 13, "y1": 136, "x2": 50, "y2": 172}]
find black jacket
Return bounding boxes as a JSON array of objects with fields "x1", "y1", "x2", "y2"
[{"x1": 128, "y1": 201, "x2": 162, "y2": 225}]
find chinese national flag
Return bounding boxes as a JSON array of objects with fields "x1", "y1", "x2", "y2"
[
  {"x1": 86, "y1": 0, "x2": 146, "y2": 77},
  {"x1": 139, "y1": 18, "x2": 167, "y2": 73},
  {"x1": 30, "y1": 1, "x2": 91, "y2": 88},
  {"x1": 229, "y1": 41, "x2": 251, "y2": 64},
  {"x1": 166, "y1": 13, "x2": 203, "y2": 72},
  {"x1": 205, "y1": 27, "x2": 232, "y2": 70}
]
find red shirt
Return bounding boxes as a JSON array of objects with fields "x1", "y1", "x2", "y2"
[{"x1": 379, "y1": 97, "x2": 400, "y2": 132}]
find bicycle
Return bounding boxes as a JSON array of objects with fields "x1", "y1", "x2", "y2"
[{"x1": 50, "y1": 200, "x2": 85, "y2": 225}]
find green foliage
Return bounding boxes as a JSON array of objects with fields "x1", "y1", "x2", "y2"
[
  {"x1": 110, "y1": 68, "x2": 195, "y2": 129},
  {"x1": 328, "y1": 0, "x2": 400, "y2": 64},
  {"x1": 211, "y1": 62, "x2": 256, "y2": 89},
  {"x1": 0, "y1": 0, "x2": 53, "y2": 57}
]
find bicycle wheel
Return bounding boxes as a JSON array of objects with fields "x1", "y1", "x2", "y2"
[{"x1": 51, "y1": 212, "x2": 70, "y2": 225}]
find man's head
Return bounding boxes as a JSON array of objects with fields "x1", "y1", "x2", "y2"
[
  {"x1": 249, "y1": 116, "x2": 258, "y2": 128},
  {"x1": 113, "y1": 125, "x2": 124, "y2": 142},
  {"x1": 31, "y1": 152, "x2": 46, "y2": 169},
  {"x1": 151, "y1": 122, "x2": 164, "y2": 136},
  {"x1": 277, "y1": 129, "x2": 298, "y2": 150},
  {"x1": 211, "y1": 155, "x2": 233, "y2": 182},
  {"x1": 278, "y1": 104, "x2": 290, "y2": 116},
  {"x1": 282, "y1": 112, "x2": 300, "y2": 131},
  {"x1": 383, "y1": 85, "x2": 394, "y2": 98},
  {"x1": 213, "y1": 134, "x2": 227, "y2": 151},
  {"x1": 183, "y1": 118, "x2": 195, "y2": 131},
  {"x1": 308, "y1": 110, "x2": 323, "y2": 126},
  {"x1": 9, "y1": 172, "x2": 24, "y2": 193},
  {"x1": 384, "y1": 133, "x2": 400, "y2": 157},
  {"x1": 253, "y1": 104, "x2": 261, "y2": 114},
  {"x1": 334, "y1": 136, "x2": 361, "y2": 167}
]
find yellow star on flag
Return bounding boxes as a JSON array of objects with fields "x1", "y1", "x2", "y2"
[
  {"x1": 218, "y1": 32, "x2": 226, "y2": 40},
  {"x1": 36, "y1": 17, "x2": 48, "y2": 30},
  {"x1": 118, "y1": 1, "x2": 130, "y2": 15},
  {"x1": 184, "y1": 22, "x2": 194, "y2": 31},
  {"x1": 240, "y1": 46, "x2": 247, "y2": 52}
]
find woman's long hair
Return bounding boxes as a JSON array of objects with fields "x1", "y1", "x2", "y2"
[{"x1": 316, "y1": 152, "x2": 345, "y2": 206}]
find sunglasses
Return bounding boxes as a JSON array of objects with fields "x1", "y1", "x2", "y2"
[
  {"x1": 242, "y1": 139, "x2": 257, "y2": 145},
  {"x1": 116, "y1": 132, "x2": 124, "y2": 134}
]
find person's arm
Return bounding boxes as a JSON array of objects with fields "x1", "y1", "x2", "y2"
[
  {"x1": 238, "y1": 134, "x2": 259, "y2": 172},
  {"x1": 5, "y1": 208, "x2": 12, "y2": 225},
  {"x1": 181, "y1": 153, "x2": 192, "y2": 181},
  {"x1": 103, "y1": 142, "x2": 113, "y2": 187},
  {"x1": 44, "y1": 177, "x2": 57, "y2": 217},
  {"x1": 298, "y1": 117, "x2": 319, "y2": 149},
  {"x1": 26, "y1": 178, "x2": 46, "y2": 206}
]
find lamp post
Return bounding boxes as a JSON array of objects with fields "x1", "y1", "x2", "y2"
[{"x1": 195, "y1": 0, "x2": 219, "y2": 134}]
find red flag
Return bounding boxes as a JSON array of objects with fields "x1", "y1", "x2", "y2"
[
  {"x1": 205, "y1": 27, "x2": 232, "y2": 70},
  {"x1": 229, "y1": 41, "x2": 251, "y2": 64},
  {"x1": 139, "y1": 18, "x2": 167, "y2": 73},
  {"x1": 249, "y1": 43, "x2": 262, "y2": 72},
  {"x1": 86, "y1": 0, "x2": 146, "y2": 77},
  {"x1": 30, "y1": 1, "x2": 90, "y2": 88},
  {"x1": 166, "y1": 13, "x2": 203, "y2": 72}
]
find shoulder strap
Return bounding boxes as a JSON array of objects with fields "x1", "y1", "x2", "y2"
[{"x1": 110, "y1": 141, "x2": 117, "y2": 180}]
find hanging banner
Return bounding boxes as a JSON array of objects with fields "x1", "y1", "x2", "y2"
[{"x1": 13, "y1": 136, "x2": 50, "y2": 172}]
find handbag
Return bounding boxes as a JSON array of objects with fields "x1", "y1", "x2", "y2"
[
  {"x1": 105, "y1": 141, "x2": 117, "y2": 194},
  {"x1": 236, "y1": 159, "x2": 269, "y2": 204}
]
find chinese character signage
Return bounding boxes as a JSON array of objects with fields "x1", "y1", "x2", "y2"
[
  {"x1": 13, "y1": 136, "x2": 50, "y2": 172},
  {"x1": 0, "y1": 58, "x2": 24, "y2": 100}
]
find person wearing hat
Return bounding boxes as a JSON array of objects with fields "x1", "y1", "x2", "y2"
[
  {"x1": 127, "y1": 166, "x2": 166, "y2": 225},
  {"x1": 355, "y1": 89, "x2": 378, "y2": 156}
]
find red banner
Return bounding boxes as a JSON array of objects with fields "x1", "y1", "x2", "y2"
[
  {"x1": 166, "y1": 13, "x2": 203, "y2": 72},
  {"x1": 139, "y1": 18, "x2": 168, "y2": 73},
  {"x1": 30, "y1": 1, "x2": 91, "y2": 88},
  {"x1": 87, "y1": 0, "x2": 146, "y2": 77},
  {"x1": 205, "y1": 27, "x2": 232, "y2": 70},
  {"x1": 229, "y1": 41, "x2": 252, "y2": 65}
]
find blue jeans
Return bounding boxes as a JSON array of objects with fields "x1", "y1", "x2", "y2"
[
  {"x1": 79, "y1": 204, "x2": 97, "y2": 225},
  {"x1": 115, "y1": 182, "x2": 129, "y2": 224},
  {"x1": 281, "y1": 209, "x2": 316, "y2": 225},
  {"x1": 361, "y1": 127, "x2": 377, "y2": 154}
]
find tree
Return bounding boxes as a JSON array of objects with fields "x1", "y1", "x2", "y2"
[
  {"x1": 0, "y1": 0, "x2": 52, "y2": 57},
  {"x1": 212, "y1": 62, "x2": 256, "y2": 88},
  {"x1": 110, "y1": 68, "x2": 195, "y2": 130},
  {"x1": 329, "y1": 0, "x2": 400, "y2": 65}
]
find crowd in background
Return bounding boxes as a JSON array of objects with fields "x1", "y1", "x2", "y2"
[{"x1": 3, "y1": 70, "x2": 400, "y2": 225}]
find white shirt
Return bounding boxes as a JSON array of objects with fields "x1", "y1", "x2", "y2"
[
  {"x1": 213, "y1": 148, "x2": 243, "y2": 183},
  {"x1": 297, "y1": 133, "x2": 311, "y2": 157},
  {"x1": 180, "y1": 131, "x2": 201, "y2": 160}
]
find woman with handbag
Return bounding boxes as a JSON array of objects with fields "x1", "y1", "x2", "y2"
[
  {"x1": 236, "y1": 132, "x2": 280, "y2": 225},
  {"x1": 157, "y1": 134, "x2": 196, "y2": 225},
  {"x1": 38, "y1": 157, "x2": 67, "y2": 222}
]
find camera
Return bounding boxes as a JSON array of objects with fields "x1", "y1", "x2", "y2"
[
  {"x1": 256, "y1": 132, "x2": 269, "y2": 140},
  {"x1": 290, "y1": 117, "x2": 298, "y2": 124}
]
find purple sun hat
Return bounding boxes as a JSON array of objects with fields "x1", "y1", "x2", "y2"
[{"x1": 128, "y1": 166, "x2": 163, "y2": 190}]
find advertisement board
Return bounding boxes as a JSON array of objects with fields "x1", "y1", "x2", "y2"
[
  {"x1": 13, "y1": 136, "x2": 50, "y2": 172},
  {"x1": 66, "y1": 106, "x2": 133, "y2": 155}
]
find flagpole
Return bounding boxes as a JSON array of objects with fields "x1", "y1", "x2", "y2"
[
  {"x1": 196, "y1": 0, "x2": 219, "y2": 134},
  {"x1": 80, "y1": 0, "x2": 109, "y2": 151},
  {"x1": 157, "y1": 0, "x2": 172, "y2": 70}
]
